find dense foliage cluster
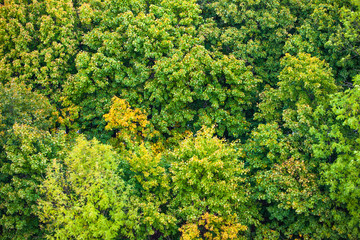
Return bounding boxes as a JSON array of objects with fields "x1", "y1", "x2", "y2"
[{"x1": 1, "y1": 0, "x2": 360, "y2": 239}]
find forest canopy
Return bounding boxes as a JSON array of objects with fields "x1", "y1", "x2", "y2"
[{"x1": 1, "y1": 0, "x2": 360, "y2": 239}]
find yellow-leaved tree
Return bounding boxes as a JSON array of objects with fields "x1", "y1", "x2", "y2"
[{"x1": 104, "y1": 96, "x2": 160, "y2": 149}]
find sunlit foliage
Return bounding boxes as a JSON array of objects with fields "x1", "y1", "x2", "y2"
[{"x1": 1, "y1": 0, "x2": 360, "y2": 239}]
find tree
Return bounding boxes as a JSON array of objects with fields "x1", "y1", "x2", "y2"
[
  {"x1": 166, "y1": 127, "x2": 258, "y2": 238},
  {"x1": 256, "y1": 53, "x2": 338, "y2": 160},
  {"x1": 62, "y1": 0, "x2": 260, "y2": 139},
  {"x1": 0, "y1": 81, "x2": 58, "y2": 239},
  {"x1": 200, "y1": 0, "x2": 301, "y2": 85},
  {"x1": 0, "y1": 0, "x2": 79, "y2": 102},
  {"x1": 120, "y1": 143, "x2": 176, "y2": 239},
  {"x1": 318, "y1": 74, "x2": 360, "y2": 238},
  {"x1": 179, "y1": 212, "x2": 248, "y2": 240},
  {"x1": 254, "y1": 157, "x2": 342, "y2": 239},
  {"x1": 245, "y1": 53, "x2": 344, "y2": 238},
  {"x1": 38, "y1": 136, "x2": 131, "y2": 239},
  {"x1": 104, "y1": 96, "x2": 159, "y2": 149},
  {"x1": 0, "y1": 81, "x2": 56, "y2": 136},
  {"x1": 0, "y1": 124, "x2": 68, "y2": 239}
]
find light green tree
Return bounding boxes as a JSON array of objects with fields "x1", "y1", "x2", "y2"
[
  {"x1": 121, "y1": 143, "x2": 176, "y2": 239},
  {"x1": 256, "y1": 53, "x2": 338, "y2": 160},
  {"x1": 38, "y1": 136, "x2": 131, "y2": 239},
  {"x1": 318, "y1": 75, "x2": 360, "y2": 238},
  {"x1": 167, "y1": 127, "x2": 258, "y2": 238},
  {"x1": 0, "y1": 0, "x2": 79, "y2": 102}
]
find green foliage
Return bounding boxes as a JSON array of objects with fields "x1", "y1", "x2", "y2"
[
  {"x1": 283, "y1": 0, "x2": 357, "y2": 84},
  {"x1": 199, "y1": 0, "x2": 358, "y2": 87},
  {"x1": 38, "y1": 136, "x2": 131, "y2": 239},
  {"x1": 257, "y1": 53, "x2": 337, "y2": 122},
  {"x1": 0, "y1": 81, "x2": 56, "y2": 137},
  {"x1": 1, "y1": 0, "x2": 360, "y2": 239},
  {"x1": 0, "y1": 81, "x2": 59, "y2": 239},
  {"x1": 326, "y1": 4, "x2": 360, "y2": 83},
  {"x1": 0, "y1": 0, "x2": 79, "y2": 102},
  {"x1": 0, "y1": 124, "x2": 67, "y2": 240},
  {"x1": 63, "y1": 0, "x2": 260, "y2": 138},
  {"x1": 121, "y1": 144, "x2": 176, "y2": 238},
  {"x1": 244, "y1": 123, "x2": 289, "y2": 171},
  {"x1": 323, "y1": 154, "x2": 360, "y2": 239},
  {"x1": 318, "y1": 75, "x2": 360, "y2": 238},
  {"x1": 256, "y1": 53, "x2": 338, "y2": 161},
  {"x1": 167, "y1": 127, "x2": 258, "y2": 236},
  {"x1": 246, "y1": 53, "x2": 345, "y2": 239},
  {"x1": 203, "y1": 0, "x2": 300, "y2": 84},
  {"x1": 255, "y1": 158, "x2": 340, "y2": 239}
]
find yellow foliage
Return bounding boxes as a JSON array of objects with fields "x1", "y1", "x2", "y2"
[
  {"x1": 57, "y1": 104, "x2": 79, "y2": 128},
  {"x1": 180, "y1": 223, "x2": 201, "y2": 240},
  {"x1": 104, "y1": 96, "x2": 158, "y2": 144},
  {"x1": 180, "y1": 213, "x2": 247, "y2": 240}
]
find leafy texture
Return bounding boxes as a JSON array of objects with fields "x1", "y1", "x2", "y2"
[
  {"x1": 167, "y1": 127, "x2": 258, "y2": 238},
  {"x1": 39, "y1": 136, "x2": 130, "y2": 239},
  {"x1": 0, "y1": 125, "x2": 67, "y2": 240}
]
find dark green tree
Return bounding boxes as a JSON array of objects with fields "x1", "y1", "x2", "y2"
[
  {"x1": 62, "y1": 0, "x2": 260, "y2": 139},
  {"x1": 0, "y1": 125, "x2": 68, "y2": 239},
  {"x1": 246, "y1": 53, "x2": 345, "y2": 239}
]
